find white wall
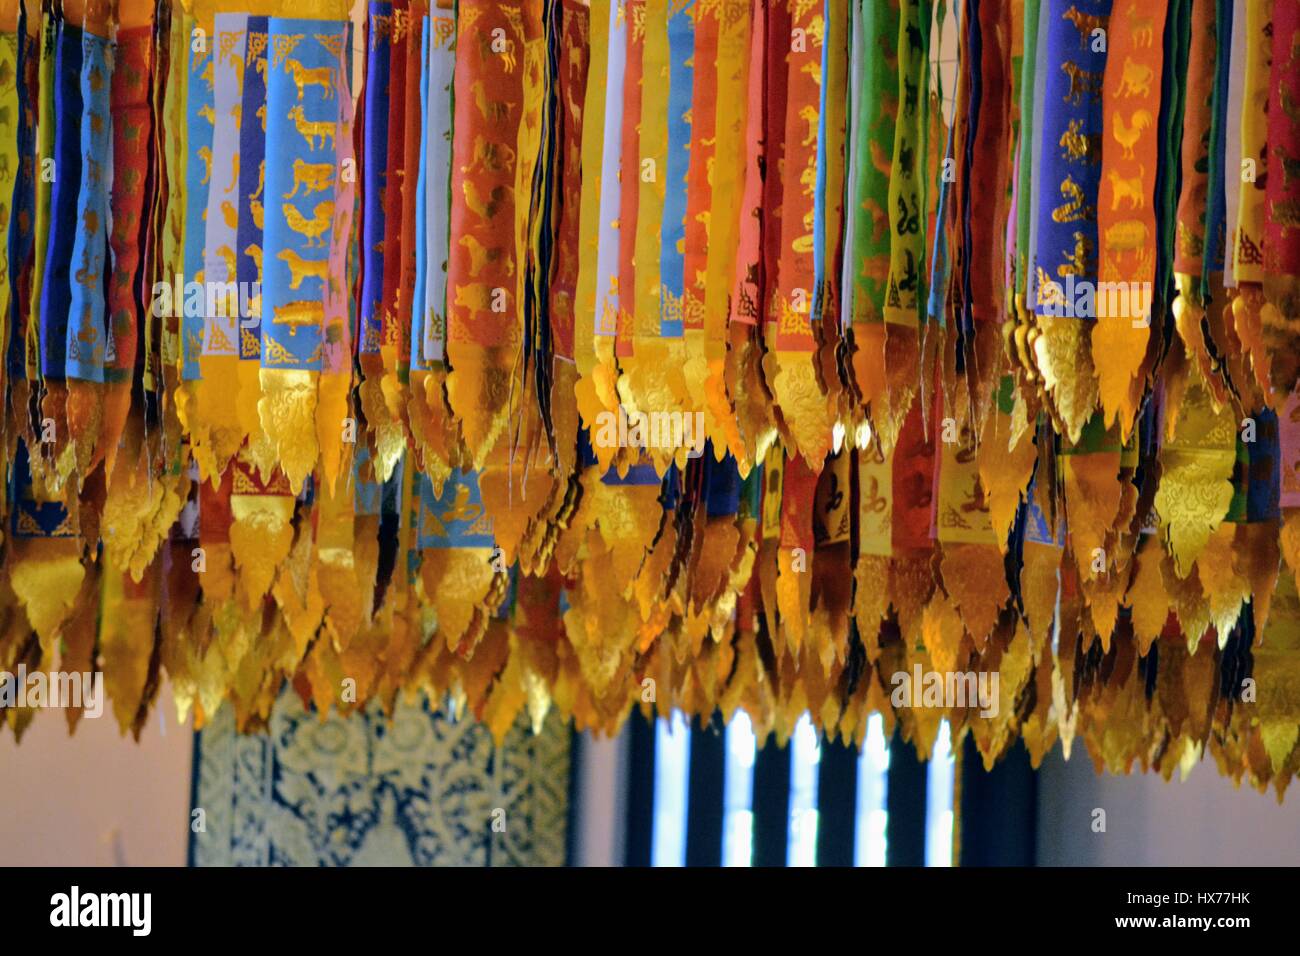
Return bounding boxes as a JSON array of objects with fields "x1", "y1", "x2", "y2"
[
  {"x1": 0, "y1": 693, "x2": 193, "y2": 867},
  {"x1": 570, "y1": 728, "x2": 629, "y2": 866},
  {"x1": 1036, "y1": 744, "x2": 1300, "y2": 866}
]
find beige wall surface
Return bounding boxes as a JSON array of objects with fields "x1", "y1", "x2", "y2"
[
  {"x1": 0, "y1": 697, "x2": 193, "y2": 867},
  {"x1": 1037, "y1": 746, "x2": 1300, "y2": 866}
]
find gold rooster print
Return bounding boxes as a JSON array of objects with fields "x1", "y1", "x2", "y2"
[
  {"x1": 1110, "y1": 109, "x2": 1152, "y2": 160},
  {"x1": 463, "y1": 180, "x2": 507, "y2": 220},
  {"x1": 283, "y1": 200, "x2": 334, "y2": 248}
]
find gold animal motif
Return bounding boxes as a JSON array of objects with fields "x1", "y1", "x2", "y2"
[
  {"x1": 462, "y1": 135, "x2": 516, "y2": 175},
  {"x1": 287, "y1": 104, "x2": 335, "y2": 150},
  {"x1": 458, "y1": 235, "x2": 511, "y2": 277},
  {"x1": 252, "y1": 160, "x2": 266, "y2": 200},
  {"x1": 1280, "y1": 153, "x2": 1300, "y2": 189},
  {"x1": 1036, "y1": 266, "x2": 1067, "y2": 308},
  {"x1": 798, "y1": 104, "x2": 819, "y2": 148},
  {"x1": 1062, "y1": 4, "x2": 1108, "y2": 46},
  {"x1": 75, "y1": 307, "x2": 98, "y2": 347},
  {"x1": 470, "y1": 80, "x2": 512, "y2": 124},
  {"x1": 244, "y1": 244, "x2": 264, "y2": 273},
  {"x1": 1280, "y1": 87, "x2": 1300, "y2": 125},
  {"x1": 453, "y1": 283, "x2": 495, "y2": 311},
  {"x1": 273, "y1": 299, "x2": 324, "y2": 336},
  {"x1": 879, "y1": 91, "x2": 899, "y2": 123},
  {"x1": 221, "y1": 200, "x2": 239, "y2": 230},
  {"x1": 75, "y1": 254, "x2": 101, "y2": 287},
  {"x1": 197, "y1": 146, "x2": 213, "y2": 185},
  {"x1": 1051, "y1": 175, "x2": 1094, "y2": 223},
  {"x1": 1059, "y1": 118, "x2": 1102, "y2": 164},
  {"x1": 226, "y1": 151, "x2": 240, "y2": 193},
  {"x1": 277, "y1": 247, "x2": 329, "y2": 289},
  {"x1": 1108, "y1": 166, "x2": 1145, "y2": 210},
  {"x1": 861, "y1": 197, "x2": 888, "y2": 243},
  {"x1": 230, "y1": 52, "x2": 245, "y2": 96},
  {"x1": 1272, "y1": 199, "x2": 1300, "y2": 233},
  {"x1": 462, "y1": 180, "x2": 507, "y2": 220},
  {"x1": 198, "y1": 104, "x2": 216, "y2": 125},
  {"x1": 860, "y1": 254, "x2": 891, "y2": 283},
  {"x1": 121, "y1": 118, "x2": 144, "y2": 152},
  {"x1": 216, "y1": 245, "x2": 238, "y2": 276},
  {"x1": 431, "y1": 16, "x2": 456, "y2": 50},
  {"x1": 1111, "y1": 109, "x2": 1152, "y2": 160},
  {"x1": 1060, "y1": 61, "x2": 1103, "y2": 106},
  {"x1": 283, "y1": 157, "x2": 335, "y2": 199},
  {"x1": 285, "y1": 58, "x2": 335, "y2": 101},
  {"x1": 82, "y1": 208, "x2": 99, "y2": 235},
  {"x1": 1104, "y1": 218, "x2": 1149, "y2": 251},
  {"x1": 282, "y1": 200, "x2": 334, "y2": 248},
  {"x1": 869, "y1": 139, "x2": 892, "y2": 176},
  {"x1": 1128, "y1": 3, "x2": 1155, "y2": 47},
  {"x1": 799, "y1": 162, "x2": 817, "y2": 199},
  {"x1": 1115, "y1": 56, "x2": 1153, "y2": 98},
  {"x1": 1057, "y1": 230, "x2": 1095, "y2": 277},
  {"x1": 251, "y1": 200, "x2": 265, "y2": 230}
]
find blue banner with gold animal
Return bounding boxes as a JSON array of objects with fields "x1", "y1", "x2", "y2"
[
  {"x1": 236, "y1": 17, "x2": 269, "y2": 361},
  {"x1": 417, "y1": 467, "x2": 494, "y2": 550},
  {"x1": 1029, "y1": 0, "x2": 1112, "y2": 314},
  {"x1": 261, "y1": 18, "x2": 348, "y2": 371},
  {"x1": 38, "y1": 17, "x2": 82, "y2": 380}
]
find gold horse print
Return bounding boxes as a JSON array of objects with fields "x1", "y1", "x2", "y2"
[{"x1": 285, "y1": 58, "x2": 335, "y2": 101}]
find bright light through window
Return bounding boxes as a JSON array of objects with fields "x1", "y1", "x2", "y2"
[
  {"x1": 925, "y1": 720, "x2": 955, "y2": 867},
  {"x1": 722, "y1": 711, "x2": 756, "y2": 867},
  {"x1": 651, "y1": 711, "x2": 690, "y2": 867},
  {"x1": 787, "y1": 714, "x2": 821, "y2": 866},
  {"x1": 855, "y1": 713, "x2": 889, "y2": 867}
]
